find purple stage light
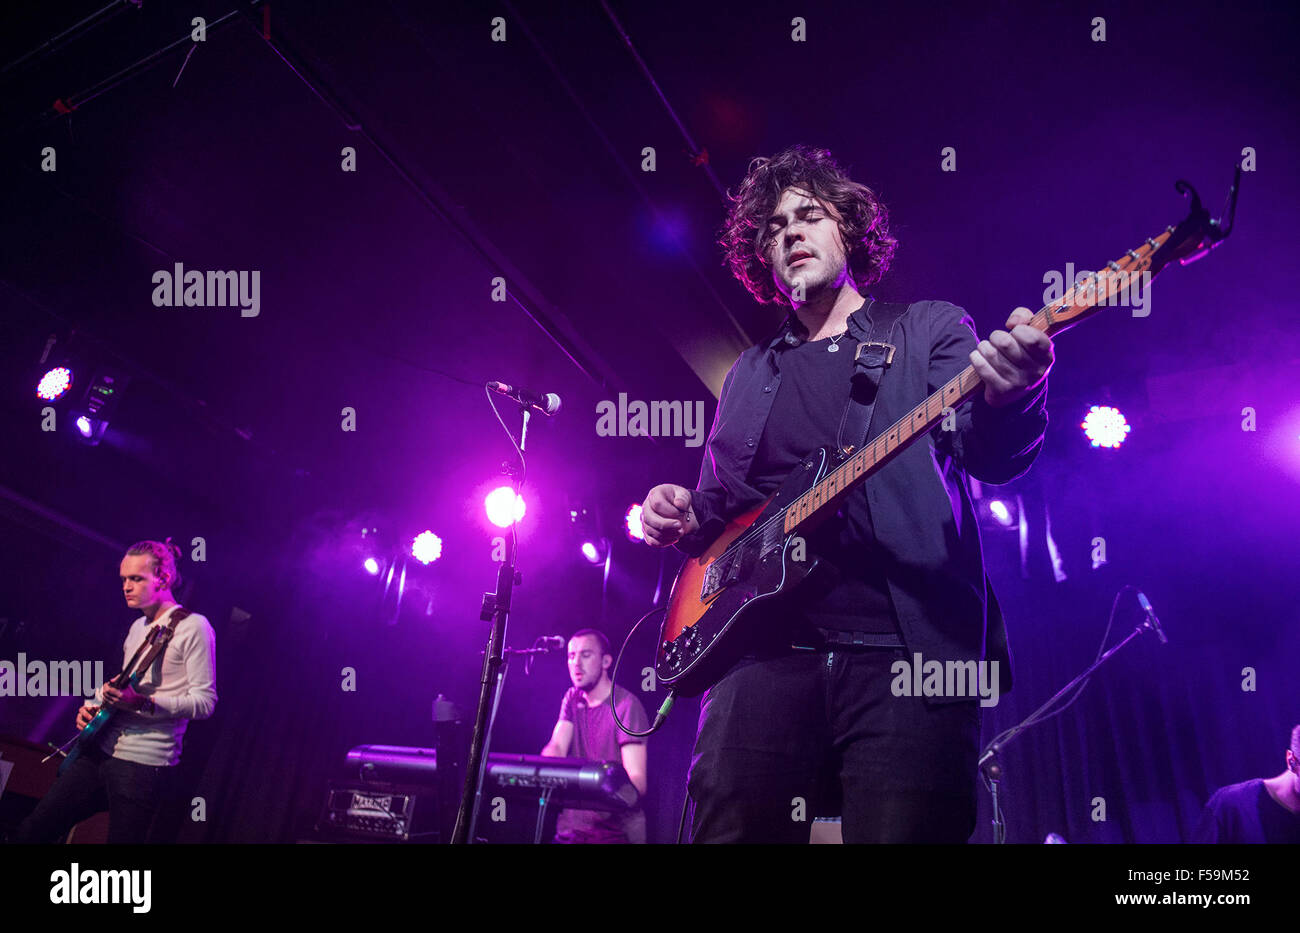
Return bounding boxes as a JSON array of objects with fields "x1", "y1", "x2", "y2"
[
  {"x1": 625, "y1": 504, "x2": 645, "y2": 541},
  {"x1": 1081, "y1": 405, "x2": 1131, "y2": 448},
  {"x1": 411, "y1": 531, "x2": 443, "y2": 564},
  {"x1": 989, "y1": 499, "x2": 1013, "y2": 526},
  {"x1": 363, "y1": 557, "x2": 381, "y2": 575},
  {"x1": 37, "y1": 367, "x2": 73, "y2": 401},
  {"x1": 580, "y1": 538, "x2": 610, "y2": 565},
  {"x1": 75, "y1": 416, "x2": 93, "y2": 437},
  {"x1": 485, "y1": 487, "x2": 526, "y2": 527}
]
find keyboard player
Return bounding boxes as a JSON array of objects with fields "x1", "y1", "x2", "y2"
[{"x1": 540, "y1": 629, "x2": 649, "y2": 843}]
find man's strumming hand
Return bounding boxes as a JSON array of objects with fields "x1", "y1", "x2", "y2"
[
  {"x1": 970, "y1": 306, "x2": 1055, "y2": 408},
  {"x1": 641, "y1": 484, "x2": 699, "y2": 548}
]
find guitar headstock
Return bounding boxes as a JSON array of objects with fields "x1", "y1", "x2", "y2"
[
  {"x1": 1035, "y1": 166, "x2": 1242, "y2": 337},
  {"x1": 1036, "y1": 234, "x2": 1165, "y2": 336},
  {"x1": 1149, "y1": 169, "x2": 1242, "y2": 274}
]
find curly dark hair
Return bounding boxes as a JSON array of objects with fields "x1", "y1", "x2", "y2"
[{"x1": 719, "y1": 144, "x2": 897, "y2": 308}]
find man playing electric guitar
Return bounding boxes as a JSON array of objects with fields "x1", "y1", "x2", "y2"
[
  {"x1": 641, "y1": 145, "x2": 1053, "y2": 843},
  {"x1": 11, "y1": 538, "x2": 217, "y2": 844}
]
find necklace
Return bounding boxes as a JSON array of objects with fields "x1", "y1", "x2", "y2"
[{"x1": 824, "y1": 298, "x2": 874, "y2": 352}]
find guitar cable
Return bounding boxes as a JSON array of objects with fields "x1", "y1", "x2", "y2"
[{"x1": 609, "y1": 605, "x2": 676, "y2": 738}]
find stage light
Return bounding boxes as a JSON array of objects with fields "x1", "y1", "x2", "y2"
[
  {"x1": 60, "y1": 367, "x2": 128, "y2": 446},
  {"x1": 411, "y1": 531, "x2": 443, "y2": 565},
  {"x1": 625, "y1": 504, "x2": 645, "y2": 541},
  {"x1": 1081, "y1": 405, "x2": 1131, "y2": 448},
  {"x1": 36, "y1": 367, "x2": 73, "y2": 401},
  {"x1": 363, "y1": 557, "x2": 381, "y2": 575},
  {"x1": 72, "y1": 414, "x2": 109, "y2": 446},
  {"x1": 581, "y1": 538, "x2": 610, "y2": 564},
  {"x1": 978, "y1": 495, "x2": 1021, "y2": 532},
  {"x1": 485, "y1": 487, "x2": 526, "y2": 528}
]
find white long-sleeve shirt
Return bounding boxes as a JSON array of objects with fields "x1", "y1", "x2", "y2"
[{"x1": 93, "y1": 606, "x2": 217, "y2": 767}]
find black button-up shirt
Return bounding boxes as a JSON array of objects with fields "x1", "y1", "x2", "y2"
[{"x1": 676, "y1": 299, "x2": 1049, "y2": 700}]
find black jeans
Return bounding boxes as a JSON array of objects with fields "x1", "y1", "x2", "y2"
[
  {"x1": 687, "y1": 647, "x2": 980, "y2": 843},
  {"x1": 11, "y1": 745, "x2": 177, "y2": 844}
]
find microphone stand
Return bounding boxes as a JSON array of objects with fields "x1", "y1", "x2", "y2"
[
  {"x1": 450, "y1": 404, "x2": 532, "y2": 845},
  {"x1": 978, "y1": 611, "x2": 1166, "y2": 844}
]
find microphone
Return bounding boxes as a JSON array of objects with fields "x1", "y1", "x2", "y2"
[
  {"x1": 487, "y1": 381, "x2": 561, "y2": 417},
  {"x1": 1135, "y1": 591, "x2": 1168, "y2": 644}
]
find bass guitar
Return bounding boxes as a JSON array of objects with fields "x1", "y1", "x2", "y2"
[{"x1": 53, "y1": 607, "x2": 191, "y2": 775}]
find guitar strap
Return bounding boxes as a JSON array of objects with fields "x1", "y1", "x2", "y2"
[
  {"x1": 114, "y1": 607, "x2": 192, "y2": 686},
  {"x1": 836, "y1": 300, "x2": 912, "y2": 452}
]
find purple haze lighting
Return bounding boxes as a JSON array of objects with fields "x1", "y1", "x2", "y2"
[
  {"x1": 581, "y1": 541, "x2": 600, "y2": 563},
  {"x1": 363, "y1": 557, "x2": 381, "y2": 575},
  {"x1": 75, "y1": 416, "x2": 93, "y2": 437},
  {"x1": 625, "y1": 504, "x2": 645, "y2": 541},
  {"x1": 411, "y1": 531, "x2": 443, "y2": 564},
  {"x1": 1081, "y1": 405, "x2": 1131, "y2": 448},
  {"x1": 989, "y1": 499, "x2": 1013, "y2": 526},
  {"x1": 485, "y1": 486, "x2": 526, "y2": 528},
  {"x1": 37, "y1": 367, "x2": 73, "y2": 401}
]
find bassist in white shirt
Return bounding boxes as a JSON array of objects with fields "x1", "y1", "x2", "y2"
[{"x1": 11, "y1": 538, "x2": 217, "y2": 844}]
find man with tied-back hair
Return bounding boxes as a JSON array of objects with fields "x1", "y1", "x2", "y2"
[
  {"x1": 11, "y1": 538, "x2": 217, "y2": 844},
  {"x1": 641, "y1": 145, "x2": 1054, "y2": 842}
]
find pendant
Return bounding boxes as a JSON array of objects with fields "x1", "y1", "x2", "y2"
[{"x1": 827, "y1": 342, "x2": 839, "y2": 352}]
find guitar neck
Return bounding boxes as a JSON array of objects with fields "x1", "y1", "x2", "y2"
[{"x1": 781, "y1": 225, "x2": 1177, "y2": 536}]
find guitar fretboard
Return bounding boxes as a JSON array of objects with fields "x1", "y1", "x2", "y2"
[{"x1": 778, "y1": 227, "x2": 1174, "y2": 536}]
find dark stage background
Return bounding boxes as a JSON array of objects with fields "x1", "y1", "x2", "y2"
[{"x1": 1, "y1": 0, "x2": 1297, "y2": 844}]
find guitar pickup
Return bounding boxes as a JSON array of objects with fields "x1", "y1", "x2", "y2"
[{"x1": 700, "y1": 563, "x2": 721, "y2": 599}]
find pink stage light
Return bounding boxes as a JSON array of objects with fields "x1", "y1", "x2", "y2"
[
  {"x1": 485, "y1": 486, "x2": 526, "y2": 528},
  {"x1": 625, "y1": 504, "x2": 645, "y2": 541},
  {"x1": 37, "y1": 367, "x2": 73, "y2": 401},
  {"x1": 411, "y1": 531, "x2": 443, "y2": 564},
  {"x1": 1081, "y1": 405, "x2": 1131, "y2": 449}
]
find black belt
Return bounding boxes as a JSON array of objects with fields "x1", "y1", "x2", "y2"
[{"x1": 792, "y1": 627, "x2": 905, "y2": 650}]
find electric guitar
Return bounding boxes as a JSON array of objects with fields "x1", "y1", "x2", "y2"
[
  {"x1": 54, "y1": 608, "x2": 190, "y2": 775},
  {"x1": 655, "y1": 172, "x2": 1241, "y2": 697}
]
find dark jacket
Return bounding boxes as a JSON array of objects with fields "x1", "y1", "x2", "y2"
[{"x1": 677, "y1": 299, "x2": 1049, "y2": 700}]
